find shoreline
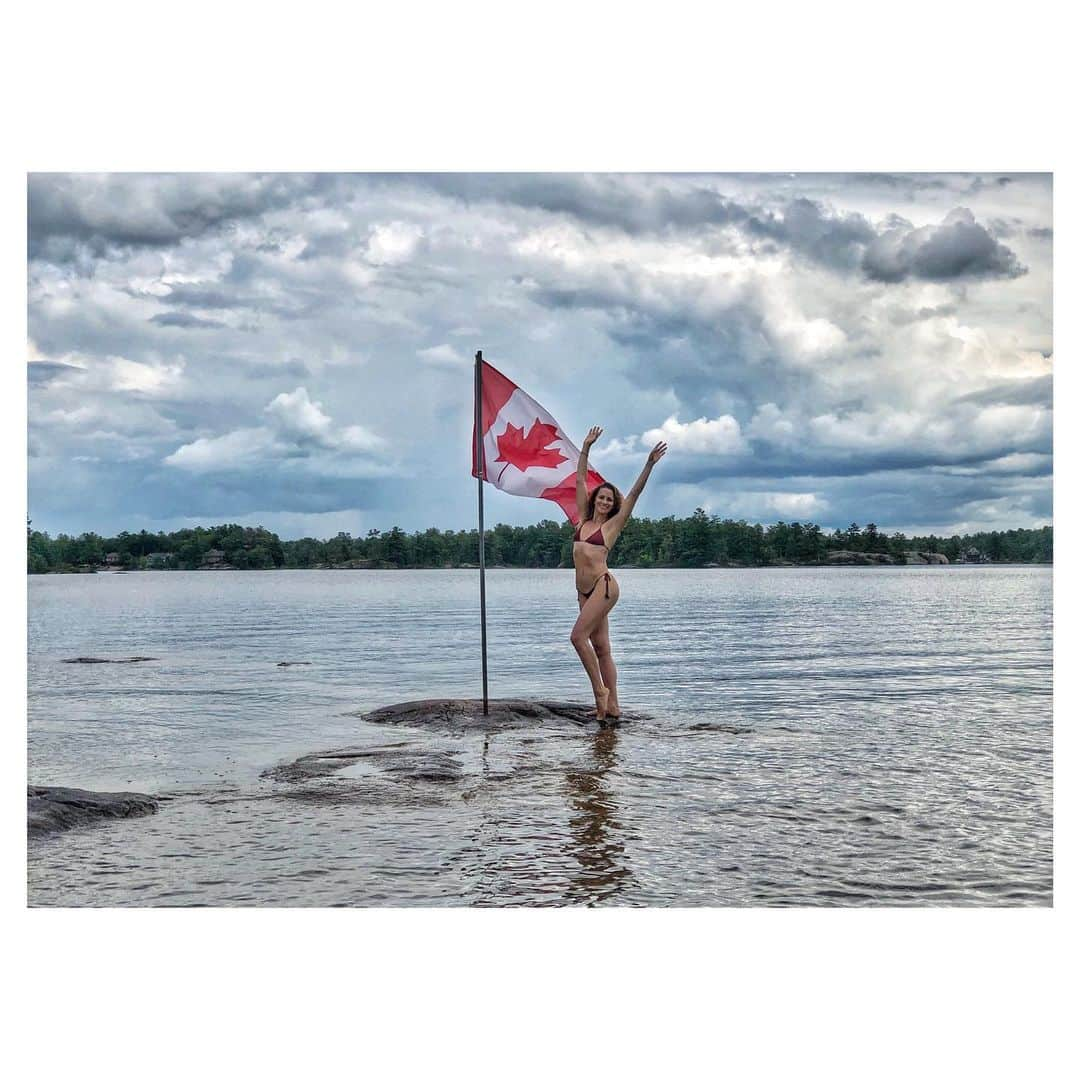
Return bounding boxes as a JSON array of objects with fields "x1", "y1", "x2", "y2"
[{"x1": 32, "y1": 561, "x2": 1052, "y2": 575}]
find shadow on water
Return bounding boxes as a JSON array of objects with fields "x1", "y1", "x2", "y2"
[{"x1": 562, "y1": 728, "x2": 633, "y2": 906}]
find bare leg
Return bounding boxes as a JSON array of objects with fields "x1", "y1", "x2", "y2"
[{"x1": 591, "y1": 614, "x2": 619, "y2": 716}]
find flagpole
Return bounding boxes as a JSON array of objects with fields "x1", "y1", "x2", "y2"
[{"x1": 474, "y1": 350, "x2": 490, "y2": 715}]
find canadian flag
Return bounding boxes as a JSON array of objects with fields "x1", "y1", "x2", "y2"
[{"x1": 471, "y1": 358, "x2": 606, "y2": 525}]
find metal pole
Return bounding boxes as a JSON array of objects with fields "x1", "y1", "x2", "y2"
[{"x1": 474, "y1": 350, "x2": 489, "y2": 714}]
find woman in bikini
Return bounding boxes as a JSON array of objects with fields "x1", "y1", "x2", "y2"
[{"x1": 571, "y1": 426, "x2": 667, "y2": 724}]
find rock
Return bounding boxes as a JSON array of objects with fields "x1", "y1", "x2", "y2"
[
  {"x1": 61, "y1": 656, "x2": 159, "y2": 664},
  {"x1": 28, "y1": 785, "x2": 159, "y2": 837},
  {"x1": 687, "y1": 722, "x2": 755, "y2": 734},
  {"x1": 264, "y1": 744, "x2": 464, "y2": 785},
  {"x1": 826, "y1": 550, "x2": 897, "y2": 566},
  {"x1": 826, "y1": 550, "x2": 877, "y2": 565},
  {"x1": 351, "y1": 698, "x2": 646, "y2": 734}
]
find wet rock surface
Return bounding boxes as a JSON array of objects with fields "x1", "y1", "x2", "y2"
[
  {"x1": 260, "y1": 700, "x2": 652, "y2": 808},
  {"x1": 264, "y1": 743, "x2": 463, "y2": 784},
  {"x1": 348, "y1": 698, "x2": 645, "y2": 734},
  {"x1": 28, "y1": 785, "x2": 160, "y2": 836}
]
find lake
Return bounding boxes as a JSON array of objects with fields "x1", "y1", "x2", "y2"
[{"x1": 27, "y1": 566, "x2": 1053, "y2": 906}]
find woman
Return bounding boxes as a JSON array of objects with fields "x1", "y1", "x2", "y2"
[{"x1": 571, "y1": 426, "x2": 667, "y2": 724}]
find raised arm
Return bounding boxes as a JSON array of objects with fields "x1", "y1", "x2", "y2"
[
  {"x1": 611, "y1": 440, "x2": 668, "y2": 529},
  {"x1": 577, "y1": 426, "x2": 602, "y2": 521}
]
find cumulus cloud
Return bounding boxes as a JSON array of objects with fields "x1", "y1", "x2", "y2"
[
  {"x1": 642, "y1": 414, "x2": 748, "y2": 455},
  {"x1": 163, "y1": 386, "x2": 388, "y2": 475}
]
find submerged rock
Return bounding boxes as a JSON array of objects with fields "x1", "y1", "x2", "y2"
[
  {"x1": 351, "y1": 698, "x2": 644, "y2": 734},
  {"x1": 28, "y1": 785, "x2": 159, "y2": 837},
  {"x1": 61, "y1": 656, "x2": 159, "y2": 664}
]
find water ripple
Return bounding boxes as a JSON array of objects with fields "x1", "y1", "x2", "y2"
[{"x1": 28, "y1": 567, "x2": 1052, "y2": 906}]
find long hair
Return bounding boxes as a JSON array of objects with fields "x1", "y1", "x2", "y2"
[{"x1": 587, "y1": 482, "x2": 622, "y2": 521}]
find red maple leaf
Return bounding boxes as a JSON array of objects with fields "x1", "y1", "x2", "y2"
[{"x1": 494, "y1": 419, "x2": 568, "y2": 478}]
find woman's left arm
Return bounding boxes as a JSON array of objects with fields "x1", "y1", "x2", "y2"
[{"x1": 612, "y1": 441, "x2": 667, "y2": 527}]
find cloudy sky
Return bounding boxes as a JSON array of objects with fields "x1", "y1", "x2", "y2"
[{"x1": 27, "y1": 172, "x2": 1052, "y2": 540}]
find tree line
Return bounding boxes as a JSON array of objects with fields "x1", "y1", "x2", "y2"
[{"x1": 27, "y1": 513, "x2": 1053, "y2": 572}]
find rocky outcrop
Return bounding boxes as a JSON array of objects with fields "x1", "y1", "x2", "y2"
[
  {"x1": 28, "y1": 785, "x2": 159, "y2": 837},
  {"x1": 826, "y1": 550, "x2": 950, "y2": 566},
  {"x1": 826, "y1": 550, "x2": 893, "y2": 565}
]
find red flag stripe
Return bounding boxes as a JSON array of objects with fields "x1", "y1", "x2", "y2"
[{"x1": 471, "y1": 360, "x2": 520, "y2": 479}]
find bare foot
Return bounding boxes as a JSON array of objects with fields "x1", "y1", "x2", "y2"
[
  {"x1": 607, "y1": 698, "x2": 621, "y2": 718},
  {"x1": 593, "y1": 685, "x2": 610, "y2": 723}
]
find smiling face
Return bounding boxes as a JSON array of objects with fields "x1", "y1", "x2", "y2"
[{"x1": 589, "y1": 483, "x2": 621, "y2": 520}]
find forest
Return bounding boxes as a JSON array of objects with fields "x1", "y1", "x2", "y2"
[{"x1": 27, "y1": 512, "x2": 1053, "y2": 572}]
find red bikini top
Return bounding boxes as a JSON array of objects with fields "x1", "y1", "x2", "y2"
[{"x1": 573, "y1": 523, "x2": 608, "y2": 548}]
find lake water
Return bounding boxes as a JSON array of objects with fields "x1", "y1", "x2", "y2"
[{"x1": 27, "y1": 566, "x2": 1053, "y2": 906}]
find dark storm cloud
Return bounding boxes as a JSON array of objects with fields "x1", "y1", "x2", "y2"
[
  {"x1": 420, "y1": 175, "x2": 1025, "y2": 284},
  {"x1": 862, "y1": 208, "x2": 1025, "y2": 282},
  {"x1": 413, "y1": 174, "x2": 752, "y2": 236},
  {"x1": 749, "y1": 200, "x2": 1025, "y2": 282},
  {"x1": 28, "y1": 454, "x2": 397, "y2": 534},
  {"x1": 816, "y1": 469, "x2": 1045, "y2": 532},
  {"x1": 746, "y1": 197, "x2": 876, "y2": 272},
  {"x1": 139, "y1": 469, "x2": 394, "y2": 518},
  {"x1": 27, "y1": 173, "x2": 336, "y2": 261}
]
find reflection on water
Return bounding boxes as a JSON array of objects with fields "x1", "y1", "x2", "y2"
[
  {"x1": 27, "y1": 567, "x2": 1053, "y2": 906},
  {"x1": 565, "y1": 729, "x2": 630, "y2": 906}
]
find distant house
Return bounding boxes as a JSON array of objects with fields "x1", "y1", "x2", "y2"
[
  {"x1": 201, "y1": 549, "x2": 229, "y2": 568},
  {"x1": 146, "y1": 552, "x2": 170, "y2": 568},
  {"x1": 955, "y1": 547, "x2": 990, "y2": 564},
  {"x1": 104, "y1": 552, "x2": 121, "y2": 565}
]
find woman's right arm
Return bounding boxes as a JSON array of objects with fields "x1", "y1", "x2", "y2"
[{"x1": 577, "y1": 426, "x2": 601, "y2": 520}]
